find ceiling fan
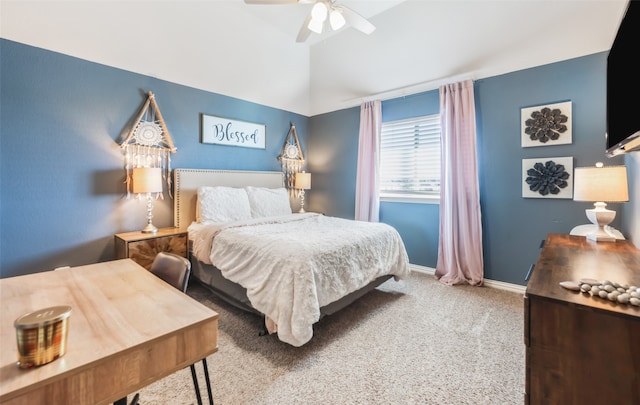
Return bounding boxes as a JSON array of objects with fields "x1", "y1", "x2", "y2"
[{"x1": 244, "y1": 0, "x2": 376, "y2": 43}]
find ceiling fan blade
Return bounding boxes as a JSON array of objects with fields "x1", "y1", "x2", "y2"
[
  {"x1": 244, "y1": 0, "x2": 299, "y2": 4},
  {"x1": 244, "y1": 0, "x2": 315, "y2": 4},
  {"x1": 296, "y1": 13, "x2": 313, "y2": 43},
  {"x1": 341, "y1": 5, "x2": 376, "y2": 35}
]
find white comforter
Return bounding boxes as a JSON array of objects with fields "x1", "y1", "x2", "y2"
[{"x1": 188, "y1": 213, "x2": 410, "y2": 346}]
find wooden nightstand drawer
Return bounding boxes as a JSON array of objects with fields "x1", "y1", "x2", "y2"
[{"x1": 115, "y1": 228, "x2": 188, "y2": 270}]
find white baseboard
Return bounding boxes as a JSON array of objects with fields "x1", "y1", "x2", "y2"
[{"x1": 409, "y1": 264, "x2": 526, "y2": 295}]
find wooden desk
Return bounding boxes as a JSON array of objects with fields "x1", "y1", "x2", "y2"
[
  {"x1": 0, "y1": 259, "x2": 219, "y2": 405},
  {"x1": 524, "y1": 234, "x2": 640, "y2": 404}
]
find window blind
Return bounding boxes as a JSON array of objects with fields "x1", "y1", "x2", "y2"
[{"x1": 380, "y1": 114, "x2": 441, "y2": 197}]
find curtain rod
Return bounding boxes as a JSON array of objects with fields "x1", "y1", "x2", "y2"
[{"x1": 341, "y1": 72, "x2": 475, "y2": 107}]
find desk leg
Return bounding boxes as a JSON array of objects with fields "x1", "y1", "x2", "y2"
[
  {"x1": 114, "y1": 392, "x2": 139, "y2": 405},
  {"x1": 190, "y1": 359, "x2": 214, "y2": 405},
  {"x1": 202, "y1": 358, "x2": 213, "y2": 404},
  {"x1": 190, "y1": 364, "x2": 202, "y2": 405}
]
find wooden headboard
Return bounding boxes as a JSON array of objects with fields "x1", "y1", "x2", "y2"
[{"x1": 173, "y1": 169, "x2": 285, "y2": 229}]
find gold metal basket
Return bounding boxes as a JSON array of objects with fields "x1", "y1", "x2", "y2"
[{"x1": 14, "y1": 305, "x2": 71, "y2": 368}]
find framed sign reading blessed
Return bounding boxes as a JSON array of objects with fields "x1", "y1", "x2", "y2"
[{"x1": 201, "y1": 114, "x2": 266, "y2": 149}]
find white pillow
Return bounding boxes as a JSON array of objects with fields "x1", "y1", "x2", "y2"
[
  {"x1": 245, "y1": 187, "x2": 292, "y2": 218},
  {"x1": 197, "y1": 186, "x2": 252, "y2": 223}
]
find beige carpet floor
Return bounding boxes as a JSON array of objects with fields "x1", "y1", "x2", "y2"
[{"x1": 138, "y1": 271, "x2": 525, "y2": 404}]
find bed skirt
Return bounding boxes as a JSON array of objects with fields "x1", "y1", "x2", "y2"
[{"x1": 190, "y1": 257, "x2": 393, "y2": 320}]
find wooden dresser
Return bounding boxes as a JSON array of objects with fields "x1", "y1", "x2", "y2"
[{"x1": 524, "y1": 233, "x2": 640, "y2": 404}]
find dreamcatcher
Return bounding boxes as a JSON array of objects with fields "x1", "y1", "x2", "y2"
[
  {"x1": 278, "y1": 122, "x2": 305, "y2": 196},
  {"x1": 120, "y1": 91, "x2": 176, "y2": 199}
]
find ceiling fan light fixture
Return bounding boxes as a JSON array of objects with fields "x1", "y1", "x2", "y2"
[
  {"x1": 329, "y1": 8, "x2": 345, "y2": 30},
  {"x1": 245, "y1": 0, "x2": 375, "y2": 41},
  {"x1": 308, "y1": 18, "x2": 324, "y2": 34},
  {"x1": 310, "y1": 2, "x2": 328, "y2": 22}
]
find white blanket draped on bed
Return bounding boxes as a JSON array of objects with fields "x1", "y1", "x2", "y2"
[{"x1": 189, "y1": 213, "x2": 410, "y2": 346}]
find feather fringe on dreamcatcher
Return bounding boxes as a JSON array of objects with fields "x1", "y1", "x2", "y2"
[
  {"x1": 120, "y1": 91, "x2": 176, "y2": 200},
  {"x1": 278, "y1": 122, "x2": 305, "y2": 197}
]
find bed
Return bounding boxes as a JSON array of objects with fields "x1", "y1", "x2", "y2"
[{"x1": 173, "y1": 168, "x2": 410, "y2": 346}]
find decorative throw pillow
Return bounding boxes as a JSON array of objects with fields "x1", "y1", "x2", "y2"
[
  {"x1": 245, "y1": 187, "x2": 292, "y2": 218},
  {"x1": 197, "y1": 186, "x2": 252, "y2": 223}
]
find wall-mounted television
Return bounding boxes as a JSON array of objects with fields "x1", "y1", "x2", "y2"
[{"x1": 606, "y1": 0, "x2": 640, "y2": 157}]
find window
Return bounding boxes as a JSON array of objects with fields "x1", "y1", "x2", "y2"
[{"x1": 379, "y1": 114, "x2": 441, "y2": 203}]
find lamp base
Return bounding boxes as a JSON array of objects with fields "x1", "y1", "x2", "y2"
[
  {"x1": 141, "y1": 223, "x2": 158, "y2": 234},
  {"x1": 586, "y1": 227, "x2": 616, "y2": 242},
  {"x1": 141, "y1": 193, "x2": 158, "y2": 234},
  {"x1": 298, "y1": 190, "x2": 306, "y2": 213},
  {"x1": 574, "y1": 203, "x2": 620, "y2": 243},
  {"x1": 570, "y1": 224, "x2": 624, "y2": 240}
]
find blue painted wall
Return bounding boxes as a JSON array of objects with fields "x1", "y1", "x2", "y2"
[
  {"x1": 0, "y1": 39, "x2": 307, "y2": 278},
  {"x1": 476, "y1": 53, "x2": 624, "y2": 283},
  {"x1": 2, "y1": 39, "x2": 636, "y2": 285},
  {"x1": 307, "y1": 92, "x2": 442, "y2": 267},
  {"x1": 309, "y1": 52, "x2": 628, "y2": 285}
]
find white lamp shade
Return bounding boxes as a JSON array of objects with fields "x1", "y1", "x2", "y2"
[
  {"x1": 573, "y1": 165, "x2": 628, "y2": 202},
  {"x1": 132, "y1": 167, "x2": 163, "y2": 194},
  {"x1": 295, "y1": 172, "x2": 311, "y2": 190}
]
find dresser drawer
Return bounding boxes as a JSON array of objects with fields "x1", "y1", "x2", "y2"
[{"x1": 115, "y1": 228, "x2": 188, "y2": 270}]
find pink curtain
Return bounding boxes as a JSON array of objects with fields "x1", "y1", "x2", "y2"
[
  {"x1": 355, "y1": 100, "x2": 382, "y2": 222},
  {"x1": 435, "y1": 80, "x2": 484, "y2": 286}
]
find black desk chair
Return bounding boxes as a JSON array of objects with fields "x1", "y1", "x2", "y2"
[
  {"x1": 121, "y1": 252, "x2": 213, "y2": 405},
  {"x1": 150, "y1": 251, "x2": 192, "y2": 294}
]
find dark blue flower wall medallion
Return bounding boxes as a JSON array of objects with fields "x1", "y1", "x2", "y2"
[
  {"x1": 522, "y1": 157, "x2": 573, "y2": 199},
  {"x1": 521, "y1": 101, "x2": 572, "y2": 147}
]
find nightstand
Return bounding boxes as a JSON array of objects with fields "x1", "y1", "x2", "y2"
[{"x1": 114, "y1": 227, "x2": 188, "y2": 270}]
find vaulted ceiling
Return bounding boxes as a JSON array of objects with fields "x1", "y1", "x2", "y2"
[{"x1": 0, "y1": 0, "x2": 629, "y2": 116}]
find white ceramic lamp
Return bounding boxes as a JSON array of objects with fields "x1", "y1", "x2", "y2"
[{"x1": 571, "y1": 163, "x2": 628, "y2": 242}]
